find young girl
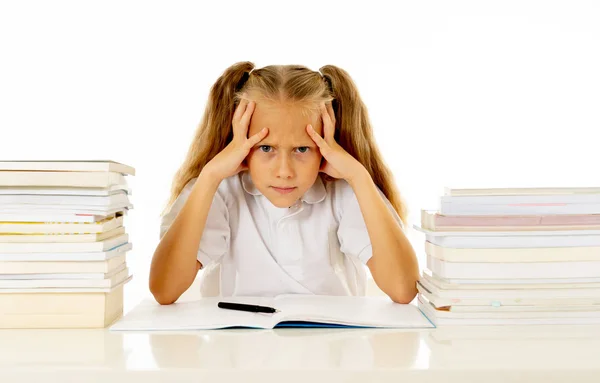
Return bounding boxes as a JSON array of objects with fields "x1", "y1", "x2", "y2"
[{"x1": 149, "y1": 61, "x2": 419, "y2": 305}]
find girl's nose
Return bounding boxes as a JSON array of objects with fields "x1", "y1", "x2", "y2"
[{"x1": 275, "y1": 155, "x2": 295, "y2": 179}]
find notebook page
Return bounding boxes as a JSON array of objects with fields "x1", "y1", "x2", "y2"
[
  {"x1": 110, "y1": 297, "x2": 276, "y2": 331},
  {"x1": 273, "y1": 295, "x2": 434, "y2": 328}
]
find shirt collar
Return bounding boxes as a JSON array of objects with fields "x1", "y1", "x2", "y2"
[{"x1": 241, "y1": 171, "x2": 327, "y2": 204}]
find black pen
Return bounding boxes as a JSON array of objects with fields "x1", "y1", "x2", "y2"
[{"x1": 217, "y1": 301, "x2": 279, "y2": 314}]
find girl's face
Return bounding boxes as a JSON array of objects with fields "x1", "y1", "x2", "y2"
[{"x1": 245, "y1": 101, "x2": 323, "y2": 208}]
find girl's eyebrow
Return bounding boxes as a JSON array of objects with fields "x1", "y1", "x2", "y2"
[{"x1": 256, "y1": 142, "x2": 315, "y2": 147}]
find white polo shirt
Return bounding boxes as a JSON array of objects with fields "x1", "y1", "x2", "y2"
[{"x1": 159, "y1": 171, "x2": 402, "y2": 297}]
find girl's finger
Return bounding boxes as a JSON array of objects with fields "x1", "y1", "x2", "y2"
[
  {"x1": 233, "y1": 98, "x2": 249, "y2": 123},
  {"x1": 238, "y1": 101, "x2": 255, "y2": 132},
  {"x1": 320, "y1": 104, "x2": 335, "y2": 142},
  {"x1": 307, "y1": 124, "x2": 331, "y2": 156},
  {"x1": 325, "y1": 102, "x2": 336, "y2": 124},
  {"x1": 244, "y1": 127, "x2": 269, "y2": 150}
]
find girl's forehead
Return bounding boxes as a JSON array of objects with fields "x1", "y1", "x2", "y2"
[
  {"x1": 248, "y1": 102, "x2": 322, "y2": 135},
  {"x1": 252, "y1": 101, "x2": 317, "y2": 122},
  {"x1": 258, "y1": 126, "x2": 315, "y2": 147}
]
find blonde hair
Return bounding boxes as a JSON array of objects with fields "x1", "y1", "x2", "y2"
[{"x1": 163, "y1": 61, "x2": 408, "y2": 224}]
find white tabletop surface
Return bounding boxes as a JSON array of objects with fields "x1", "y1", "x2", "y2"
[{"x1": 1, "y1": 323, "x2": 599, "y2": 382}]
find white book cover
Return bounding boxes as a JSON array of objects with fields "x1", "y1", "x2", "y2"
[
  {"x1": 0, "y1": 242, "x2": 131, "y2": 261},
  {"x1": 0, "y1": 160, "x2": 135, "y2": 175},
  {"x1": 0, "y1": 211, "x2": 122, "y2": 223},
  {"x1": 0, "y1": 215, "x2": 124, "y2": 234},
  {"x1": 424, "y1": 241, "x2": 600, "y2": 263},
  {"x1": 0, "y1": 267, "x2": 130, "y2": 288},
  {"x1": 0, "y1": 254, "x2": 126, "y2": 274},
  {"x1": 418, "y1": 231, "x2": 600, "y2": 248},
  {"x1": 0, "y1": 171, "x2": 128, "y2": 188},
  {"x1": 0, "y1": 241, "x2": 133, "y2": 262},
  {"x1": 439, "y1": 203, "x2": 600, "y2": 216},
  {"x1": 0, "y1": 185, "x2": 130, "y2": 196},
  {"x1": 419, "y1": 294, "x2": 600, "y2": 317},
  {"x1": 0, "y1": 263, "x2": 127, "y2": 280},
  {"x1": 421, "y1": 270, "x2": 600, "y2": 290},
  {"x1": 440, "y1": 303, "x2": 600, "y2": 313},
  {"x1": 0, "y1": 206, "x2": 132, "y2": 218},
  {"x1": 418, "y1": 295, "x2": 600, "y2": 323},
  {"x1": 417, "y1": 278, "x2": 600, "y2": 300},
  {"x1": 0, "y1": 192, "x2": 130, "y2": 207},
  {"x1": 0, "y1": 233, "x2": 128, "y2": 253},
  {"x1": 424, "y1": 271, "x2": 600, "y2": 285},
  {"x1": 440, "y1": 193, "x2": 600, "y2": 205},
  {"x1": 420, "y1": 305, "x2": 600, "y2": 325},
  {"x1": 444, "y1": 187, "x2": 600, "y2": 196},
  {"x1": 426, "y1": 254, "x2": 600, "y2": 279},
  {"x1": 414, "y1": 225, "x2": 600, "y2": 237},
  {"x1": 417, "y1": 283, "x2": 600, "y2": 308},
  {"x1": 0, "y1": 203, "x2": 132, "y2": 213},
  {"x1": 110, "y1": 295, "x2": 435, "y2": 331},
  {"x1": 0, "y1": 275, "x2": 132, "y2": 293},
  {"x1": 0, "y1": 226, "x2": 125, "y2": 243}
]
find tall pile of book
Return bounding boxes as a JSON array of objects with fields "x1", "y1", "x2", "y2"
[
  {"x1": 414, "y1": 186, "x2": 600, "y2": 325},
  {"x1": 0, "y1": 160, "x2": 134, "y2": 328}
]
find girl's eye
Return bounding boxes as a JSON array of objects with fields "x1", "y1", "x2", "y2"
[
  {"x1": 296, "y1": 147, "x2": 309, "y2": 154},
  {"x1": 259, "y1": 145, "x2": 272, "y2": 153}
]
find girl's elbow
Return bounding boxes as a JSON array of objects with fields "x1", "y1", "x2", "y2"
[
  {"x1": 155, "y1": 296, "x2": 178, "y2": 305},
  {"x1": 151, "y1": 288, "x2": 179, "y2": 305},
  {"x1": 388, "y1": 283, "x2": 418, "y2": 304},
  {"x1": 149, "y1": 279, "x2": 179, "y2": 305}
]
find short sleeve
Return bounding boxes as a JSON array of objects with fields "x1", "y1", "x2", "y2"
[
  {"x1": 335, "y1": 180, "x2": 403, "y2": 265},
  {"x1": 159, "y1": 178, "x2": 230, "y2": 269}
]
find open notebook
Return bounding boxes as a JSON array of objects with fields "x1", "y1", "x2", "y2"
[{"x1": 110, "y1": 295, "x2": 435, "y2": 330}]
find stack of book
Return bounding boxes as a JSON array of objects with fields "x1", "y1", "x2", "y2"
[
  {"x1": 0, "y1": 160, "x2": 134, "y2": 328},
  {"x1": 414, "y1": 186, "x2": 600, "y2": 325}
]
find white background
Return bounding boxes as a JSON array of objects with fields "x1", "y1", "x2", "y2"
[{"x1": 1, "y1": 0, "x2": 598, "y2": 312}]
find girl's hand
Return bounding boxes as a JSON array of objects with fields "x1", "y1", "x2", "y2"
[
  {"x1": 204, "y1": 99, "x2": 269, "y2": 181},
  {"x1": 307, "y1": 102, "x2": 366, "y2": 182}
]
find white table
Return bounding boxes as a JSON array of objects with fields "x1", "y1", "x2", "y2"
[{"x1": 1, "y1": 324, "x2": 599, "y2": 382}]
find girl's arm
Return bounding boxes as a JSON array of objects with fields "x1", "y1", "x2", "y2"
[
  {"x1": 307, "y1": 102, "x2": 419, "y2": 303},
  {"x1": 348, "y1": 168, "x2": 420, "y2": 304},
  {"x1": 149, "y1": 170, "x2": 222, "y2": 305},
  {"x1": 150, "y1": 98, "x2": 263, "y2": 305}
]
